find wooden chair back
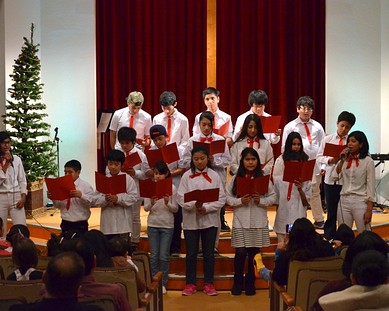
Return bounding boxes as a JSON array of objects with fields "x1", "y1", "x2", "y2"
[
  {"x1": 0, "y1": 280, "x2": 43, "y2": 303},
  {"x1": 0, "y1": 295, "x2": 27, "y2": 311},
  {"x1": 79, "y1": 295, "x2": 118, "y2": 311}
]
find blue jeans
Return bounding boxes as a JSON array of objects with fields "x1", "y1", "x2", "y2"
[
  {"x1": 184, "y1": 227, "x2": 217, "y2": 285},
  {"x1": 147, "y1": 226, "x2": 174, "y2": 287}
]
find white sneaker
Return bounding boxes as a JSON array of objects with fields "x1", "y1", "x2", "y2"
[{"x1": 162, "y1": 286, "x2": 167, "y2": 295}]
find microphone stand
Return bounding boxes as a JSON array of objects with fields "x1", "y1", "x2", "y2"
[{"x1": 50, "y1": 127, "x2": 60, "y2": 216}]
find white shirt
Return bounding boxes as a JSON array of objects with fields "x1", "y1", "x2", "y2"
[
  {"x1": 0, "y1": 155, "x2": 27, "y2": 194},
  {"x1": 110, "y1": 107, "x2": 152, "y2": 149},
  {"x1": 192, "y1": 109, "x2": 233, "y2": 138},
  {"x1": 182, "y1": 132, "x2": 231, "y2": 184},
  {"x1": 282, "y1": 117, "x2": 326, "y2": 176},
  {"x1": 144, "y1": 184, "x2": 178, "y2": 228},
  {"x1": 93, "y1": 172, "x2": 138, "y2": 235},
  {"x1": 226, "y1": 175, "x2": 276, "y2": 228},
  {"x1": 233, "y1": 110, "x2": 280, "y2": 144},
  {"x1": 53, "y1": 177, "x2": 93, "y2": 222},
  {"x1": 177, "y1": 167, "x2": 226, "y2": 230},
  {"x1": 316, "y1": 133, "x2": 348, "y2": 185},
  {"x1": 332, "y1": 156, "x2": 375, "y2": 202},
  {"x1": 152, "y1": 109, "x2": 190, "y2": 148},
  {"x1": 230, "y1": 138, "x2": 274, "y2": 176}
]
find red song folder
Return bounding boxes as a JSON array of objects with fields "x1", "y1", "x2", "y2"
[
  {"x1": 323, "y1": 143, "x2": 347, "y2": 158},
  {"x1": 45, "y1": 174, "x2": 76, "y2": 200},
  {"x1": 259, "y1": 115, "x2": 282, "y2": 134},
  {"x1": 139, "y1": 178, "x2": 173, "y2": 199},
  {"x1": 184, "y1": 188, "x2": 220, "y2": 203},
  {"x1": 145, "y1": 143, "x2": 180, "y2": 167},
  {"x1": 193, "y1": 140, "x2": 226, "y2": 155},
  {"x1": 236, "y1": 175, "x2": 270, "y2": 196},
  {"x1": 283, "y1": 159, "x2": 316, "y2": 183},
  {"x1": 213, "y1": 120, "x2": 230, "y2": 137},
  {"x1": 95, "y1": 172, "x2": 127, "y2": 194},
  {"x1": 121, "y1": 152, "x2": 142, "y2": 172}
]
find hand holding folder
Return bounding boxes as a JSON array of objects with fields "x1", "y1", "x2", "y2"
[
  {"x1": 121, "y1": 152, "x2": 142, "y2": 172},
  {"x1": 259, "y1": 115, "x2": 282, "y2": 134},
  {"x1": 45, "y1": 174, "x2": 76, "y2": 200},
  {"x1": 192, "y1": 140, "x2": 225, "y2": 155},
  {"x1": 236, "y1": 175, "x2": 270, "y2": 197},
  {"x1": 283, "y1": 159, "x2": 316, "y2": 183},
  {"x1": 95, "y1": 172, "x2": 127, "y2": 194},
  {"x1": 184, "y1": 188, "x2": 219, "y2": 203},
  {"x1": 139, "y1": 178, "x2": 172, "y2": 199},
  {"x1": 323, "y1": 143, "x2": 347, "y2": 158}
]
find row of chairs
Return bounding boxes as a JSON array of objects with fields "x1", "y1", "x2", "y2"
[{"x1": 269, "y1": 256, "x2": 344, "y2": 311}]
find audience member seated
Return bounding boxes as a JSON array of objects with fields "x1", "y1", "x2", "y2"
[
  {"x1": 331, "y1": 223, "x2": 354, "y2": 255},
  {"x1": 1, "y1": 224, "x2": 31, "y2": 255},
  {"x1": 61, "y1": 237, "x2": 131, "y2": 311},
  {"x1": 83, "y1": 230, "x2": 114, "y2": 268},
  {"x1": 310, "y1": 230, "x2": 389, "y2": 311},
  {"x1": 257, "y1": 218, "x2": 334, "y2": 284},
  {"x1": 10, "y1": 251, "x2": 103, "y2": 311},
  {"x1": 46, "y1": 231, "x2": 81, "y2": 257},
  {"x1": 319, "y1": 250, "x2": 389, "y2": 311},
  {"x1": 7, "y1": 237, "x2": 43, "y2": 281}
]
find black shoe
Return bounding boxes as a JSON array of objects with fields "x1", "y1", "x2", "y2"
[
  {"x1": 231, "y1": 284, "x2": 242, "y2": 296},
  {"x1": 314, "y1": 221, "x2": 325, "y2": 229},
  {"x1": 221, "y1": 221, "x2": 231, "y2": 232}
]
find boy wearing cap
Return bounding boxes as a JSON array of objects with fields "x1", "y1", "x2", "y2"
[
  {"x1": 152, "y1": 91, "x2": 190, "y2": 149},
  {"x1": 0, "y1": 131, "x2": 27, "y2": 239},
  {"x1": 149, "y1": 124, "x2": 185, "y2": 256},
  {"x1": 193, "y1": 87, "x2": 234, "y2": 146},
  {"x1": 110, "y1": 91, "x2": 152, "y2": 150},
  {"x1": 233, "y1": 90, "x2": 281, "y2": 144}
]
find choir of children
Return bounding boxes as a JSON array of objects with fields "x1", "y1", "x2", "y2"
[{"x1": 6, "y1": 88, "x2": 375, "y2": 298}]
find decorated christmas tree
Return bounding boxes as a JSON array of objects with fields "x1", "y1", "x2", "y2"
[{"x1": 2, "y1": 23, "x2": 57, "y2": 182}]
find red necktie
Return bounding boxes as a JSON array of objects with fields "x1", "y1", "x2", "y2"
[
  {"x1": 129, "y1": 115, "x2": 134, "y2": 128},
  {"x1": 200, "y1": 137, "x2": 213, "y2": 143},
  {"x1": 125, "y1": 151, "x2": 130, "y2": 156},
  {"x1": 247, "y1": 138, "x2": 260, "y2": 148},
  {"x1": 287, "y1": 182, "x2": 293, "y2": 201},
  {"x1": 167, "y1": 116, "x2": 172, "y2": 142},
  {"x1": 338, "y1": 137, "x2": 343, "y2": 145},
  {"x1": 189, "y1": 171, "x2": 212, "y2": 183},
  {"x1": 303, "y1": 123, "x2": 312, "y2": 145},
  {"x1": 346, "y1": 155, "x2": 359, "y2": 169}
]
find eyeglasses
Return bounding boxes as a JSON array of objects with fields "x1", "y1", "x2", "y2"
[{"x1": 299, "y1": 106, "x2": 313, "y2": 112}]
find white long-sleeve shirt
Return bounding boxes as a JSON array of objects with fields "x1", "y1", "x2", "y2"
[
  {"x1": 0, "y1": 155, "x2": 27, "y2": 195},
  {"x1": 192, "y1": 109, "x2": 233, "y2": 139},
  {"x1": 177, "y1": 167, "x2": 226, "y2": 230}
]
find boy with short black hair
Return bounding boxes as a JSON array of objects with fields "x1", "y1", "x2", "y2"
[
  {"x1": 152, "y1": 91, "x2": 190, "y2": 149},
  {"x1": 233, "y1": 90, "x2": 281, "y2": 144},
  {"x1": 117, "y1": 127, "x2": 151, "y2": 248},
  {"x1": 193, "y1": 87, "x2": 234, "y2": 146},
  {"x1": 48, "y1": 159, "x2": 93, "y2": 235},
  {"x1": 317, "y1": 111, "x2": 356, "y2": 239}
]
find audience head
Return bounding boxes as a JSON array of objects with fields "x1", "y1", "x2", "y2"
[
  {"x1": 44, "y1": 251, "x2": 85, "y2": 298},
  {"x1": 248, "y1": 90, "x2": 268, "y2": 117},
  {"x1": 83, "y1": 230, "x2": 114, "y2": 268},
  {"x1": 47, "y1": 231, "x2": 81, "y2": 257},
  {"x1": 334, "y1": 224, "x2": 355, "y2": 247},
  {"x1": 12, "y1": 237, "x2": 39, "y2": 269},
  {"x1": 351, "y1": 250, "x2": 389, "y2": 286},
  {"x1": 6, "y1": 224, "x2": 30, "y2": 246},
  {"x1": 347, "y1": 130, "x2": 369, "y2": 159},
  {"x1": 342, "y1": 230, "x2": 388, "y2": 279},
  {"x1": 61, "y1": 238, "x2": 95, "y2": 276},
  {"x1": 108, "y1": 236, "x2": 129, "y2": 257}
]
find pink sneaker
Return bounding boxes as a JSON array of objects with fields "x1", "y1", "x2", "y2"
[
  {"x1": 182, "y1": 284, "x2": 197, "y2": 296},
  {"x1": 203, "y1": 283, "x2": 218, "y2": 296}
]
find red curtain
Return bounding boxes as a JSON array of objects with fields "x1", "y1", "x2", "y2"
[{"x1": 216, "y1": 0, "x2": 325, "y2": 156}]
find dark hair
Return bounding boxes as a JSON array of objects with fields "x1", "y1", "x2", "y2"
[
  {"x1": 296, "y1": 96, "x2": 314, "y2": 110},
  {"x1": 61, "y1": 238, "x2": 95, "y2": 276},
  {"x1": 118, "y1": 126, "x2": 137, "y2": 143},
  {"x1": 154, "y1": 161, "x2": 171, "y2": 178},
  {"x1": 46, "y1": 231, "x2": 81, "y2": 257},
  {"x1": 234, "y1": 114, "x2": 266, "y2": 143},
  {"x1": 0, "y1": 131, "x2": 11, "y2": 144},
  {"x1": 108, "y1": 236, "x2": 128, "y2": 257},
  {"x1": 232, "y1": 148, "x2": 263, "y2": 196},
  {"x1": 337, "y1": 111, "x2": 356, "y2": 127},
  {"x1": 64, "y1": 159, "x2": 81, "y2": 171},
  {"x1": 83, "y1": 230, "x2": 114, "y2": 268},
  {"x1": 352, "y1": 250, "x2": 389, "y2": 286},
  {"x1": 347, "y1": 131, "x2": 369, "y2": 159},
  {"x1": 334, "y1": 224, "x2": 355, "y2": 246},
  {"x1": 107, "y1": 149, "x2": 125, "y2": 164},
  {"x1": 45, "y1": 251, "x2": 85, "y2": 298},
  {"x1": 12, "y1": 237, "x2": 38, "y2": 269},
  {"x1": 190, "y1": 146, "x2": 211, "y2": 173},
  {"x1": 6, "y1": 225, "x2": 30, "y2": 246},
  {"x1": 202, "y1": 87, "x2": 219, "y2": 98},
  {"x1": 248, "y1": 90, "x2": 268, "y2": 106},
  {"x1": 199, "y1": 111, "x2": 214, "y2": 128},
  {"x1": 159, "y1": 91, "x2": 177, "y2": 106},
  {"x1": 342, "y1": 231, "x2": 388, "y2": 279},
  {"x1": 282, "y1": 132, "x2": 309, "y2": 162}
]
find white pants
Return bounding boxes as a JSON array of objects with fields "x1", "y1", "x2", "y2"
[
  {"x1": 0, "y1": 192, "x2": 26, "y2": 238},
  {"x1": 131, "y1": 200, "x2": 142, "y2": 243},
  {"x1": 310, "y1": 175, "x2": 324, "y2": 222},
  {"x1": 337, "y1": 194, "x2": 370, "y2": 233}
]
